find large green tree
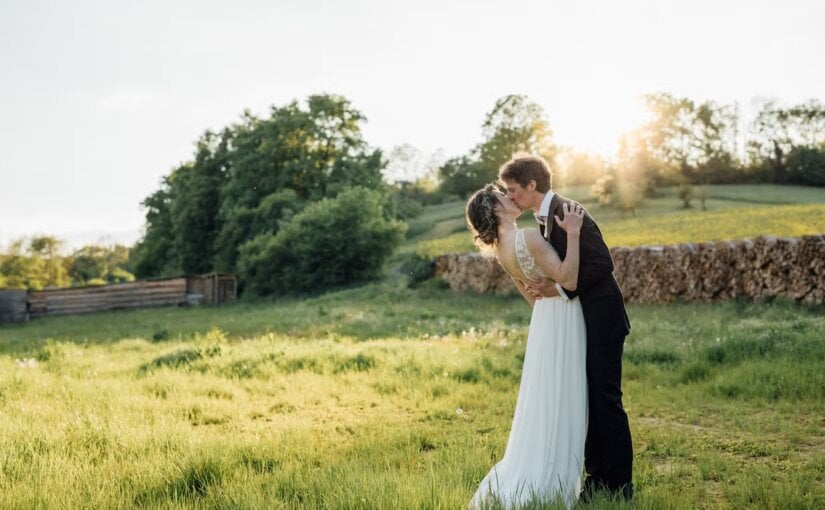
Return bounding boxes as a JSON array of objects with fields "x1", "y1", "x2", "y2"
[
  {"x1": 214, "y1": 95, "x2": 384, "y2": 271},
  {"x1": 171, "y1": 130, "x2": 230, "y2": 274},
  {"x1": 136, "y1": 94, "x2": 387, "y2": 282}
]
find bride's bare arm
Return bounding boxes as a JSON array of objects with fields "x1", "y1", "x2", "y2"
[
  {"x1": 523, "y1": 203, "x2": 584, "y2": 291},
  {"x1": 510, "y1": 276, "x2": 536, "y2": 307}
]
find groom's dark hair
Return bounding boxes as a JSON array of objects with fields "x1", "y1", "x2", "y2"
[{"x1": 498, "y1": 154, "x2": 552, "y2": 193}]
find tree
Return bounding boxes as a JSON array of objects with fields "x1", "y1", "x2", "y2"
[
  {"x1": 748, "y1": 99, "x2": 825, "y2": 184},
  {"x1": 556, "y1": 148, "x2": 607, "y2": 187},
  {"x1": 438, "y1": 156, "x2": 486, "y2": 198},
  {"x1": 29, "y1": 236, "x2": 70, "y2": 288},
  {"x1": 68, "y1": 244, "x2": 134, "y2": 284},
  {"x1": 0, "y1": 239, "x2": 46, "y2": 290},
  {"x1": 214, "y1": 94, "x2": 384, "y2": 271},
  {"x1": 438, "y1": 94, "x2": 557, "y2": 197},
  {"x1": 640, "y1": 93, "x2": 739, "y2": 209},
  {"x1": 133, "y1": 172, "x2": 180, "y2": 278},
  {"x1": 171, "y1": 130, "x2": 229, "y2": 274},
  {"x1": 785, "y1": 145, "x2": 825, "y2": 186},
  {"x1": 237, "y1": 187, "x2": 406, "y2": 295},
  {"x1": 478, "y1": 95, "x2": 557, "y2": 183}
]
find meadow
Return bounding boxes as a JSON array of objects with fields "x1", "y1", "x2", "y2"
[
  {"x1": 0, "y1": 184, "x2": 824, "y2": 509},
  {"x1": 413, "y1": 184, "x2": 825, "y2": 257}
]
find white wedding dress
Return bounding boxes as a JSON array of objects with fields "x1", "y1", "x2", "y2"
[{"x1": 470, "y1": 229, "x2": 588, "y2": 509}]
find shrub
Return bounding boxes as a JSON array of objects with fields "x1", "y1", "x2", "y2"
[
  {"x1": 398, "y1": 253, "x2": 436, "y2": 288},
  {"x1": 238, "y1": 187, "x2": 406, "y2": 295}
]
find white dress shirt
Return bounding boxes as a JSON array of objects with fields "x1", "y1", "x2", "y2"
[{"x1": 536, "y1": 191, "x2": 570, "y2": 300}]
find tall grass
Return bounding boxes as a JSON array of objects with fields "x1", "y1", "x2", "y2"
[{"x1": 0, "y1": 281, "x2": 823, "y2": 508}]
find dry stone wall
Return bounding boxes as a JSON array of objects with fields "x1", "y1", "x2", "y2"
[{"x1": 434, "y1": 235, "x2": 825, "y2": 304}]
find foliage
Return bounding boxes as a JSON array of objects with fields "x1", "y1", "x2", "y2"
[
  {"x1": 398, "y1": 253, "x2": 436, "y2": 288},
  {"x1": 237, "y1": 187, "x2": 406, "y2": 295},
  {"x1": 438, "y1": 95, "x2": 557, "y2": 197},
  {"x1": 748, "y1": 99, "x2": 825, "y2": 184},
  {"x1": 172, "y1": 131, "x2": 230, "y2": 274},
  {"x1": 0, "y1": 237, "x2": 70, "y2": 290},
  {"x1": 68, "y1": 244, "x2": 133, "y2": 284},
  {"x1": 556, "y1": 149, "x2": 607, "y2": 186},
  {"x1": 0, "y1": 237, "x2": 135, "y2": 290},
  {"x1": 785, "y1": 145, "x2": 825, "y2": 186},
  {"x1": 135, "y1": 94, "x2": 386, "y2": 280},
  {"x1": 637, "y1": 93, "x2": 741, "y2": 203},
  {"x1": 133, "y1": 177, "x2": 178, "y2": 278}
]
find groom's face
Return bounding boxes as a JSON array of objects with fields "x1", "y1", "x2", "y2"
[{"x1": 502, "y1": 179, "x2": 531, "y2": 212}]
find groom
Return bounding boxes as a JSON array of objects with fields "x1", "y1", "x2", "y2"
[{"x1": 499, "y1": 154, "x2": 634, "y2": 501}]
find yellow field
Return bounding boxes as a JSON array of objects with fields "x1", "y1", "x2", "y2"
[{"x1": 418, "y1": 204, "x2": 825, "y2": 256}]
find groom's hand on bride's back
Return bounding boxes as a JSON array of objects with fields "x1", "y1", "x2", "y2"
[{"x1": 524, "y1": 277, "x2": 560, "y2": 299}]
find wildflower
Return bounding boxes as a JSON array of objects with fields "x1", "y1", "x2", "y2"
[{"x1": 16, "y1": 358, "x2": 37, "y2": 368}]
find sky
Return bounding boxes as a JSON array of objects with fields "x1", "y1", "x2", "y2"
[{"x1": 1, "y1": 0, "x2": 824, "y2": 251}]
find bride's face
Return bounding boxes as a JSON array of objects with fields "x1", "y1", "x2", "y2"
[{"x1": 493, "y1": 191, "x2": 520, "y2": 218}]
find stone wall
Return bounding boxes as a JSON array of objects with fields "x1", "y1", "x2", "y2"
[{"x1": 434, "y1": 235, "x2": 825, "y2": 304}]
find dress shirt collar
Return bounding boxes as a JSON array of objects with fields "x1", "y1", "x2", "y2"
[{"x1": 537, "y1": 191, "x2": 555, "y2": 219}]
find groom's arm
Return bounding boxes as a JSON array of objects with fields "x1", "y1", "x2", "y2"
[
  {"x1": 550, "y1": 200, "x2": 614, "y2": 298},
  {"x1": 561, "y1": 216, "x2": 614, "y2": 298}
]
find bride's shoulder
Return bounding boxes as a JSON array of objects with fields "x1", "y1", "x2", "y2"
[
  {"x1": 521, "y1": 227, "x2": 542, "y2": 240},
  {"x1": 520, "y1": 227, "x2": 546, "y2": 250}
]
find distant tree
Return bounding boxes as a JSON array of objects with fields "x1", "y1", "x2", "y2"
[
  {"x1": 68, "y1": 244, "x2": 134, "y2": 284},
  {"x1": 0, "y1": 240, "x2": 46, "y2": 290},
  {"x1": 438, "y1": 94, "x2": 557, "y2": 197},
  {"x1": 785, "y1": 145, "x2": 825, "y2": 186},
  {"x1": 438, "y1": 155, "x2": 487, "y2": 198},
  {"x1": 383, "y1": 144, "x2": 446, "y2": 185},
  {"x1": 748, "y1": 99, "x2": 825, "y2": 185},
  {"x1": 29, "y1": 236, "x2": 70, "y2": 288},
  {"x1": 478, "y1": 95, "x2": 557, "y2": 172},
  {"x1": 556, "y1": 148, "x2": 607, "y2": 187},
  {"x1": 640, "y1": 93, "x2": 739, "y2": 209}
]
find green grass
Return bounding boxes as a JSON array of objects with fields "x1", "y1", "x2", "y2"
[
  {"x1": 414, "y1": 184, "x2": 825, "y2": 256},
  {"x1": 0, "y1": 280, "x2": 823, "y2": 509}
]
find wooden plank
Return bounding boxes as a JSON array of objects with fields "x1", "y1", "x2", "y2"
[{"x1": 45, "y1": 288, "x2": 185, "y2": 303}]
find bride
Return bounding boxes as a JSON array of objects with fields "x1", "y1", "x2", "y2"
[{"x1": 465, "y1": 184, "x2": 587, "y2": 509}]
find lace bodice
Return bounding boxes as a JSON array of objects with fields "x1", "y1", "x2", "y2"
[{"x1": 516, "y1": 229, "x2": 548, "y2": 281}]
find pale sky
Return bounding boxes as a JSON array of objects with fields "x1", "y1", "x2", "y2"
[{"x1": 1, "y1": 0, "x2": 824, "y2": 250}]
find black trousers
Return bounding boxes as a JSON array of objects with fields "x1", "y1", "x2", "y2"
[{"x1": 583, "y1": 329, "x2": 633, "y2": 490}]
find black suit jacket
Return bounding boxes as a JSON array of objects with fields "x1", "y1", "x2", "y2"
[{"x1": 540, "y1": 193, "x2": 630, "y2": 340}]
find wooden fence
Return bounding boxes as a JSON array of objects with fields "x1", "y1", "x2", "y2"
[{"x1": 0, "y1": 273, "x2": 236, "y2": 323}]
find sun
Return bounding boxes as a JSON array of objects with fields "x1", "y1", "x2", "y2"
[{"x1": 550, "y1": 94, "x2": 652, "y2": 159}]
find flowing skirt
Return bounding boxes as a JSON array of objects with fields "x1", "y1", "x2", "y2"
[{"x1": 469, "y1": 297, "x2": 588, "y2": 509}]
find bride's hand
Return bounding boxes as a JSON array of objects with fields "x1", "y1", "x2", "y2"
[{"x1": 555, "y1": 202, "x2": 585, "y2": 233}]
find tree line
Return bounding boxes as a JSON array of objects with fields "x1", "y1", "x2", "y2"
[
  {"x1": 0, "y1": 237, "x2": 134, "y2": 290},
  {"x1": 2, "y1": 92, "x2": 823, "y2": 293},
  {"x1": 432, "y1": 94, "x2": 825, "y2": 214}
]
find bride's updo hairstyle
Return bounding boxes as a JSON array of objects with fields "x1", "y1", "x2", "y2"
[{"x1": 466, "y1": 184, "x2": 501, "y2": 247}]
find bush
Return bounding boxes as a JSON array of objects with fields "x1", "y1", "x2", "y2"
[
  {"x1": 398, "y1": 254, "x2": 436, "y2": 288},
  {"x1": 237, "y1": 187, "x2": 406, "y2": 295},
  {"x1": 786, "y1": 146, "x2": 825, "y2": 186}
]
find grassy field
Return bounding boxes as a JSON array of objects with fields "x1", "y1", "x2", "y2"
[
  {"x1": 1, "y1": 184, "x2": 824, "y2": 509},
  {"x1": 0, "y1": 279, "x2": 823, "y2": 509},
  {"x1": 412, "y1": 184, "x2": 825, "y2": 257}
]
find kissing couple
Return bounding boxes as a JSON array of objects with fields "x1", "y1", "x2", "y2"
[{"x1": 466, "y1": 155, "x2": 634, "y2": 508}]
